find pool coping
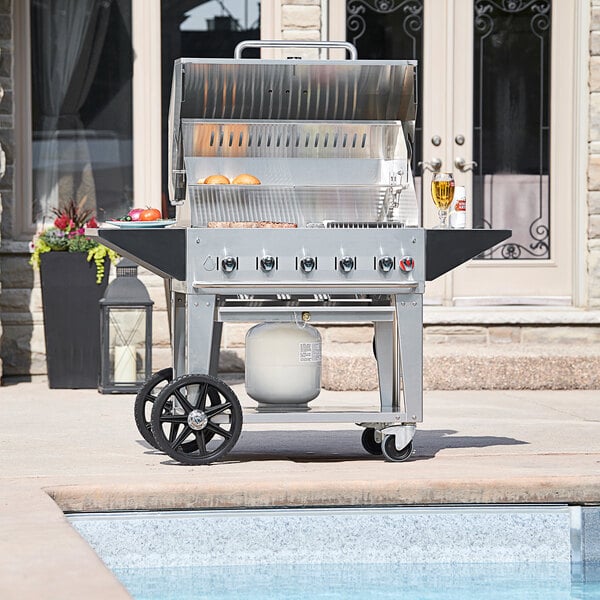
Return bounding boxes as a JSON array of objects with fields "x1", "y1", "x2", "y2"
[{"x1": 45, "y1": 475, "x2": 600, "y2": 513}]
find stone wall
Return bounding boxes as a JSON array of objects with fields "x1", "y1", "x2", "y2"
[
  {"x1": 280, "y1": 0, "x2": 322, "y2": 57},
  {"x1": 590, "y1": 1, "x2": 600, "y2": 307}
]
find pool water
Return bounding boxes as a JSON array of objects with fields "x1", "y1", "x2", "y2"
[
  {"x1": 68, "y1": 506, "x2": 600, "y2": 600},
  {"x1": 112, "y1": 562, "x2": 600, "y2": 600}
]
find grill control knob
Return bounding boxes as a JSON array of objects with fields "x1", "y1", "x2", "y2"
[
  {"x1": 260, "y1": 256, "x2": 275, "y2": 272},
  {"x1": 221, "y1": 256, "x2": 237, "y2": 273},
  {"x1": 399, "y1": 256, "x2": 415, "y2": 272},
  {"x1": 378, "y1": 256, "x2": 394, "y2": 273},
  {"x1": 299, "y1": 257, "x2": 316, "y2": 273},
  {"x1": 339, "y1": 256, "x2": 355, "y2": 273}
]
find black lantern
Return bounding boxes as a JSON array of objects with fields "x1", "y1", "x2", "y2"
[{"x1": 99, "y1": 259, "x2": 153, "y2": 393}]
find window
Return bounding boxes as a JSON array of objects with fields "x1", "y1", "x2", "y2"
[{"x1": 29, "y1": 0, "x2": 133, "y2": 227}]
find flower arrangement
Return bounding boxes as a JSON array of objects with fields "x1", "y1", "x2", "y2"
[{"x1": 30, "y1": 198, "x2": 119, "y2": 283}]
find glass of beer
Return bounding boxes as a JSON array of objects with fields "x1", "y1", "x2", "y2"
[{"x1": 431, "y1": 172, "x2": 455, "y2": 229}]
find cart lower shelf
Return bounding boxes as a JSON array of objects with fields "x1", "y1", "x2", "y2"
[{"x1": 134, "y1": 369, "x2": 416, "y2": 465}]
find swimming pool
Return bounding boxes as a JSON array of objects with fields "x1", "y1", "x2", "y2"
[{"x1": 69, "y1": 505, "x2": 600, "y2": 599}]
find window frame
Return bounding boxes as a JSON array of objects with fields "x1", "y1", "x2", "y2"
[{"x1": 14, "y1": 0, "x2": 34, "y2": 239}]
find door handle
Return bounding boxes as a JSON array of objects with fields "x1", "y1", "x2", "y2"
[
  {"x1": 418, "y1": 157, "x2": 442, "y2": 173},
  {"x1": 454, "y1": 157, "x2": 478, "y2": 172}
]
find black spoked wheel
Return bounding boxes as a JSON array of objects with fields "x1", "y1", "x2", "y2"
[
  {"x1": 150, "y1": 374, "x2": 243, "y2": 465},
  {"x1": 381, "y1": 436, "x2": 413, "y2": 462},
  {"x1": 134, "y1": 368, "x2": 173, "y2": 449},
  {"x1": 361, "y1": 428, "x2": 383, "y2": 455}
]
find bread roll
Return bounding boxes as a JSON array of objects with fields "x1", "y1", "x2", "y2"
[
  {"x1": 232, "y1": 173, "x2": 261, "y2": 185},
  {"x1": 204, "y1": 174, "x2": 230, "y2": 185}
]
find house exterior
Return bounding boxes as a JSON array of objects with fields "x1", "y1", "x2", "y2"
[{"x1": 0, "y1": 0, "x2": 599, "y2": 386}]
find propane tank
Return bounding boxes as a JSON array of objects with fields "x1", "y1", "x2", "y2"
[{"x1": 245, "y1": 321, "x2": 321, "y2": 410}]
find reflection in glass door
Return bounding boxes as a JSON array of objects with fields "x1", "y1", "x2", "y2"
[{"x1": 473, "y1": 0, "x2": 551, "y2": 261}]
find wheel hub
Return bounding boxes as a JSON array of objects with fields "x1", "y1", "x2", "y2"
[{"x1": 187, "y1": 409, "x2": 208, "y2": 431}]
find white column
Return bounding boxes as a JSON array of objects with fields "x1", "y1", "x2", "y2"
[{"x1": 132, "y1": 0, "x2": 162, "y2": 210}]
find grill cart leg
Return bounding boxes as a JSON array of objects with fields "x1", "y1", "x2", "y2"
[
  {"x1": 134, "y1": 367, "x2": 173, "y2": 449},
  {"x1": 150, "y1": 374, "x2": 243, "y2": 465},
  {"x1": 373, "y1": 321, "x2": 394, "y2": 412},
  {"x1": 186, "y1": 294, "x2": 221, "y2": 376},
  {"x1": 172, "y1": 293, "x2": 222, "y2": 378},
  {"x1": 394, "y1": 293, "x2": 423, "y2": 423}
]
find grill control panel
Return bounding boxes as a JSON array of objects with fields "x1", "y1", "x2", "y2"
[{"x1": 191, "y1": 228, "x2": 425, "y2": 293}]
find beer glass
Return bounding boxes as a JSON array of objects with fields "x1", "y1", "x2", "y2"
[{"x1": 431, "y1": 172, "x2": 455, "y2": 229}]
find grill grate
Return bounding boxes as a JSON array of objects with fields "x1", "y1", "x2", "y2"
[{"x1": 323, "y1": 221, "x2": 406, "y2": 229}]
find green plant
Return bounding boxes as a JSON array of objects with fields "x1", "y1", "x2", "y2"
[{"x1": 30, "y1": 198, "x2": 119, "y2": 283}]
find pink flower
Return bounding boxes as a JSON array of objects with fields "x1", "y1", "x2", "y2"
[{"x1": 87, "y1": 217, "x2": 98, "y2": 228}]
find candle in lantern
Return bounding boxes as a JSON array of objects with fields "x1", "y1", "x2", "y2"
[{"x1": 114, "y1": 344, "x2": 137, "y2": 382}]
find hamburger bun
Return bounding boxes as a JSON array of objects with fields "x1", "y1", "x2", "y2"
[
  {"x1": 232, "y1": 173, "x2": 261, "y2": 185},
  {"x1": 204, "y1": 174, "x2": 230, "y2": 185}
]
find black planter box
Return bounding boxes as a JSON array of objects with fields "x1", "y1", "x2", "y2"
[{"x1": 40, "y1": 252, "x2": 109, "y2": 388}]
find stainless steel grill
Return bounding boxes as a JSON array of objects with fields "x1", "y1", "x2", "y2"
[{"x1": 98, "y1": 41, "x2": 510, "y2": 465}]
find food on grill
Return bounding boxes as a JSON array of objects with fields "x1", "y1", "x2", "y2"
[
  {"x1": 207, "y1": 221, "x2": 297, "y2": 228},
  {"x1": 204, "y1": 174, "x2": 231, "y2": 184},
  {"x1": 232, "y1": 173, "x2": 261, "y2": 185}
]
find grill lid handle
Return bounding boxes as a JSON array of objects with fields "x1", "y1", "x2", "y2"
[{"x1": 233, "y1": 40, "x2": 358, "y2": 60}]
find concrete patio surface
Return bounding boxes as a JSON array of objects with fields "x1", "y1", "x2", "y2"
[{"x1": 1, "y1": 378, "x2": 599, "y2": 598}]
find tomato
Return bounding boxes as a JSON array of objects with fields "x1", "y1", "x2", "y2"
[{"x1": 139, "y1": 208, "x2": 162, "y2": 221}]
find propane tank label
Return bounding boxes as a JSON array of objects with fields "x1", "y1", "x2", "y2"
[{"x1": 299, "y1": 342, "x2": 322, "y2": 363}]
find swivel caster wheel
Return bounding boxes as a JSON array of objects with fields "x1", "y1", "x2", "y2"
[
  {"x1": 361, "y1": 428, "x2": 383, "y2": 455},
  {"x1": 381, "y1": 436, "x2": 413, "y2": 462},
  {"x1": 134, "y1": 368, "x2": 173, "y2": 449},
  {"x1": 151, "y1": 374, "x2": 243, "y2": 465}
]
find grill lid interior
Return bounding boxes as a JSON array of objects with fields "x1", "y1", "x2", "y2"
[{"x1": 176, "y1": 59, "x2": 416, "y2": 122}]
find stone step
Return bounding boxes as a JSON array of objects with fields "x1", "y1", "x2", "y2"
[
  {"x1": 322, "y1": 343, "x2": 600, "y2": 391},
  {"x1": 153, "y1": 343, "x2": 600, "y2": 391}
]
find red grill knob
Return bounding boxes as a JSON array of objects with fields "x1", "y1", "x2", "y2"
[{"x1": 399, "y1": 256, "x2": 415, "y2": 272}]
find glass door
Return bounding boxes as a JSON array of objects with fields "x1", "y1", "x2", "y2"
[{"x1": 344, "y1": 0, "x2": 578, "y2": 305}]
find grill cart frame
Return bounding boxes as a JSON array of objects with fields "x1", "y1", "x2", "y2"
[{"x1": 96, "y1": 42, "x2": 510, "y2": 464}]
